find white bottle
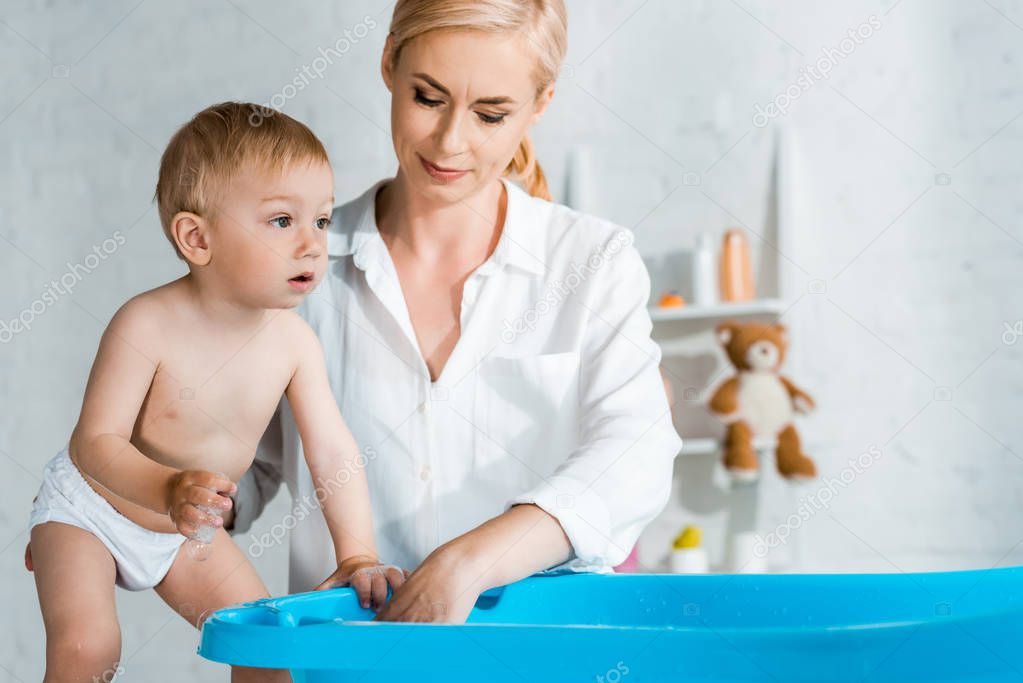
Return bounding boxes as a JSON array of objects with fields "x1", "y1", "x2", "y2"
[
  {"x1": 692, "y1": 233, "x2": 718, "y2": 306},
  {"x1": 727, "y1": 530, "x2": 768, "y2": 574}
]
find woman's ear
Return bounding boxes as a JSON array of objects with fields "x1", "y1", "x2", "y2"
[
  {"x1": 380, "y1": 34, "x2": 395, "y2": 92},
  {"x1": 530, "y1": 83, "x2": 555, "y2": 126},
  {"x1": 170, "y1": 211, "x2": 212, "y2": 266}
]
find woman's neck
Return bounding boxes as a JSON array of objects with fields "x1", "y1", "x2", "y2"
[{"x1": 376, "y1": 172, "x2": 506, "y2": 263}]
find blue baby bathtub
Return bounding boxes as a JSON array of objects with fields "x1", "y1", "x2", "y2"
[{"x1": 198, "y1": 567, "x2": 1023, "y2": 682}]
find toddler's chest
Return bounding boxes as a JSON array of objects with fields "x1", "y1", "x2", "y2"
[{"x1": 134, "y1": 346, "x2": 295, "y2": 462}]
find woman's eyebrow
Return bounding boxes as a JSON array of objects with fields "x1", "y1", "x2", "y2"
[{"x1": 412, "y1": 72, "x2": 516, "y2": 106}]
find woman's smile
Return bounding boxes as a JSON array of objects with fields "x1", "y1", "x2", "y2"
[{"x1": 418, "y1": 153, "x2": 470, "y2": 183}]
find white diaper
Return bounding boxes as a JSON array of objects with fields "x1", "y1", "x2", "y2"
[{"x1": 29, "y1": 446, "x2": 187, "y2": 591}]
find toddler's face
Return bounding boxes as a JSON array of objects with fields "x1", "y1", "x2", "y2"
[{"x1": 210, "y1": 160, "x2": 333, "y2": 309}]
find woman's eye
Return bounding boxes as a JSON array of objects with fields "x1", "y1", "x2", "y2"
[
  {"x1": 315, "y1": 217, "x2": 330, "y2": 230},
  {"x1": 414, "y1": 88, "x2": 442, "y2": 107},
  {"x1": 270, "y1": 216, "x2": 291, "y2": 229},
  {"x1": 476, "y1": 111, "x2": 507, "y2": 125}
]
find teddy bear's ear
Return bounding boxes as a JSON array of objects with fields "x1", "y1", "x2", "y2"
[
  {"x1": 774, "y1": 323, "x2": 788, "y2": 342},
  {"x1": 716, "y1": 322, "x2": 735, "y2": 345}
]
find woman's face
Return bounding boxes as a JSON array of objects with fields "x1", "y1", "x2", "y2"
[{"x1": 382, "y1": 29, "x2": 554, "y2": 202}]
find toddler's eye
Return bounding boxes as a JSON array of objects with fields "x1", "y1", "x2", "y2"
[
  {"x1": 270, "y1": 216, "x2": 291, "y2": 229},
  {"x1": 315, "y1": 217, "x2": 331, "y2": 230}
]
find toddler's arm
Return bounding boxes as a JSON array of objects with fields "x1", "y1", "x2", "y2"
[
  {"x1": 69, "y1": 299, "x2": 234, "y2": 535},
  {"x1": 284, "y1": 319, "x2": 405, "y2": 608}
]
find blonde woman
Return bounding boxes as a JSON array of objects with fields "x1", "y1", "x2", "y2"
[
  {"x1": 237, "y1": 0, "x2": 681, "y2": 623},
  {"x1": 27, "y1": 0, "x2": 683, "y2": 624}
]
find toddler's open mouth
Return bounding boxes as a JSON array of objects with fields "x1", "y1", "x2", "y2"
[{"x1": 288, "y1": 271, "x2": 315, "y2": 292}]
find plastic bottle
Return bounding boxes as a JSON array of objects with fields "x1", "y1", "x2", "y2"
[
  {"x1": 720, "y1": 229, "x2": 755, "y2": 301},
  {"x1": 692, "y1": 234, "x2": 718, "y2": 306}
]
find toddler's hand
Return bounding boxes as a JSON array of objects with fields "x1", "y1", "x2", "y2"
[
  {"x1": 166, "y1": 470, "x2": 236, "y2": 539},
  {"x1": 313, "y1": 555, "x2": 409, "y2": 611}
]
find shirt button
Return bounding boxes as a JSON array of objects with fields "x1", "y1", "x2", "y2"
[
  {"x1": 420, "y1": 465, "x2": 432, "y2": 481},
  {"x1": 420, "y1": 399, "x2": 431, "y2": 415}
]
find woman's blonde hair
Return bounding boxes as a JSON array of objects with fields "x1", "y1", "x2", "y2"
[{"x1": 388, "y1": 0, "x2": 567, "y2": 201}]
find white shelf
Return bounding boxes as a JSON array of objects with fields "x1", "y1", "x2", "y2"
[
  {"x1": 649, "y1": 299, "x2": 787, "y2": 323},
  {"x1": 679, "y1": 436, "x2": 777, "y2": 457}
]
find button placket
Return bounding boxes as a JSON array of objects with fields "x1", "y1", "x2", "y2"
[{"x1": 421, "y1": 382, "x2": 440, "y2": 547}]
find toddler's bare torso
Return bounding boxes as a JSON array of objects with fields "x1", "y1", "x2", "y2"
[{"x1": 72, "y1": 280, "x2": 301, "y2": 534}]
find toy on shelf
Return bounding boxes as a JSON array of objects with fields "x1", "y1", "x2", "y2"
[
  {"x1": 657, "y1": 291, "x2": 686, "y2": 308},
  {"x1": 707, "y1": 321, "x2": 816, "y2": 482},
  {"x1": 669, "y1": 525, "x2": 709, "y2": 574}
]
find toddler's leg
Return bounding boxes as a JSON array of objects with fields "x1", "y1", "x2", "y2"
[
  {"x1": 31, "y1": 522, "x2": 121, "y2": 683},
  {"x1": 154, "y1": 526, "x2": 291, "y2": 682}
]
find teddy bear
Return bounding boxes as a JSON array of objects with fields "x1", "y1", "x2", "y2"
[{"x1": 707, "y1": 321, "x2": 816, "y2": 482}]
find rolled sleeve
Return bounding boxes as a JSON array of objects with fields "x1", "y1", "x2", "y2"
[{"x1": 508, "y1": 230, "x2": 682, "y2": 569}]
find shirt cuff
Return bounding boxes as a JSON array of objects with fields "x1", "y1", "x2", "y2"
[{"x1": 506, "y1": 474, "x2": 614, "y2": 568}]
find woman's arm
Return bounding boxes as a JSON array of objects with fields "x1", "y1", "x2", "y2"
[
  {"x1": 374, "y1": 503, "x2": 570, "y2": 622},
  {"x1": 503, "y1": 230, "x2": 682, "y2": 568}
]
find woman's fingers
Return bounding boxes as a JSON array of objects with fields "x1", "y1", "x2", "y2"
[{"x1": 373, "y1": 593, "x2": 402, "y2": 621}]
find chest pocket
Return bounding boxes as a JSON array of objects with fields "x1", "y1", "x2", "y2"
[{"x1": 472, "y1": 351, "x2": 581, "y2": 488}]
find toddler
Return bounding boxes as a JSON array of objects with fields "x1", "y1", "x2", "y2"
[{"x1": 28, "y1": 102, "x2": 404, "y2": 683}]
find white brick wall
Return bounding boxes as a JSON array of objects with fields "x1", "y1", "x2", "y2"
[{"x1": 1, "y1": 1, "x2": 1020, "y2": 679}]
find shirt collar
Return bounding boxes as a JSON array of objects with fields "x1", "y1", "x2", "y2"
[{"x1": 326, "y1": 177, "x2": 547, "y2": 276}]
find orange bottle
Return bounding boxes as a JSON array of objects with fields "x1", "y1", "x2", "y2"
[{"x1": 720, "y1": 229, "x2": 754, "y2": 301}]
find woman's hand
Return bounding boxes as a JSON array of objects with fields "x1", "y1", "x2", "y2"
[
  {"x1": 373, "y1": 543, "x2": 483, "y2": 623},
  {"x1": 375, "y1": 504, "x2": 572, "y2": 624},
  {"x1": 165, "y1": 470, "x2": 235, "y2": 538},
  {"x1": 314, "y1": 555, "x2": 409, "y2": 611}
]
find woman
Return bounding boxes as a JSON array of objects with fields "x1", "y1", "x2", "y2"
[{"x1": 28, "y1": 0, "x2": 683, "y2": 624}]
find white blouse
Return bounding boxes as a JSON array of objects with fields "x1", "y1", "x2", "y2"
[{"x1": 231, "y1": 177, "x2": 683, "y2": 593}]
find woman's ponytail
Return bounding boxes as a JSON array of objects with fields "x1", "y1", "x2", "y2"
[{"x1": 505, "y1": 134, "x2": 551, "y2": 201}]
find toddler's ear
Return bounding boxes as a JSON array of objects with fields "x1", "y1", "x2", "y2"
[{"x1": 171, "y1": 212, "x2": 212, "y2": 266}]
